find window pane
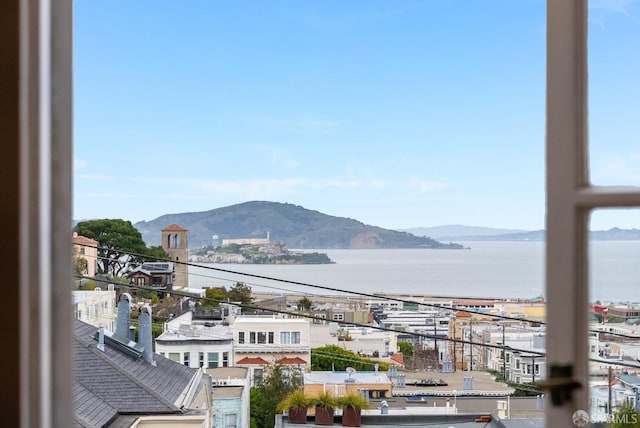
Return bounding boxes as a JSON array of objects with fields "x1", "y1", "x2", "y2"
[
  {"x1": 208, "y1": 352, "x2": 219, "y2": 368},
  {"x1": 588, "y1": 2, "x2": 640, "y2": 186},
  {"x1": 588, "y1": 209, "x2": 640, "y2": 423}
]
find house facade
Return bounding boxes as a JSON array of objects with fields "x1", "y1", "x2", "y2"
[
  {"x1": 155, "y1": 320, "x2": 234, "y2": 369},
  {"x1": 303, "y1": 371, "x2": 392, "y2": 400},
  {"x1": 72, "y1": 231, "x2": 98, "y2": 279},
  {"x1": 208, "y1": 367, "x2": 250, "y2": 428},
  {"x1": 128, "y1": 262, "x2": 175, "y2": 294},
  {"x1": 232, "y1": 316, "x2": 311, "y2": 386},
  {"x1": 72, "y1": 286, "x2": 117, "y2": 331}
]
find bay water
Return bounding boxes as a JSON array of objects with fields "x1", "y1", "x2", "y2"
[{"x1": 188, "y1": 241, "x2": 640, "y2": 302}]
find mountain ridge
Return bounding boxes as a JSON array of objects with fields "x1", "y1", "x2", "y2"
[
  {"x1": 133, "y1": 201, "x2": 466, "y2": 250},
  {"x1": 403, "y1": 225, "x2": 640, "y2": 241}
]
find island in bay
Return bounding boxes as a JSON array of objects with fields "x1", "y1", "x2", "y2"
[{"x1": 189, "y1": 240, "x2": 333, "y2": 265}]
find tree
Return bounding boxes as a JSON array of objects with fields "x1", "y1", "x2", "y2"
[
  {"x1": 200, "y1": 287, "x2": 227, "y2": 307},
  {"x1": 398, "y1": 341, "x2": 414, "y2": 357},
  {"x1": 227, "y1": 281, "x2": 252, "y2": 305},
  {"x1": 73, "y1": 256, "x2": 88, "y2": 276},
  {"x1": 145, "y1": 245, "x2": 170, "y2": 261},
  {"x1": 311, "y1": 345, "x2": 390, "y2": 372},
  {"x1": 297, "y1": 296, "x2": 312, "y2": 311},
  {"x1": 608, "y1": 403, "x2": 640, "y2": 427},
  {"x1": 251, "y1": 364, "x2": 303, "y2": 428},
  {"x1": 75, "y1": 219, "x2": 163, "y2": 277}
]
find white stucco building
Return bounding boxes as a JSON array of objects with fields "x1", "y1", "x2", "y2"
[
  {"x1": 232, "y1": 316, "x2": 311, "y2": 386},
  {"x1": 72, "y1": 287, "x2": 117, "y2": 331},
  {"x1": 156, "y1": 311, "x2": 234, "y2": 369}
]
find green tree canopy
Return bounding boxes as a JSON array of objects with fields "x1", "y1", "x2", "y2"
[
  {"x1": 251, "y1": 364, "x2": 303, "y2": 428},
  {"x1": 608, "y1": 403, "x2": 640, "y2": 427},
  {"x1": 311, "y1": 345, "x2": 390, "y2": 372},
  {"x1": 398, "y1": 341, "x2": 414, "y2": 356},
  {"x1": 73, "y1": 256, "x2": 88, "y2": 276},
  {"x1": 200, "y1": 287, "x2": 227, "y2": 307},
  {"x1": 75, "y1": 219, "x2": 165, "y2": 277},
  {"x1": 297, "y1": 296, "x2": 312, "y2": 311},
  {"x1": 227, "y1": 282, "x2": 252, "y2": 305},
  {"x1": 145, "y1": 245, "x2": 170, "y2": 261}
]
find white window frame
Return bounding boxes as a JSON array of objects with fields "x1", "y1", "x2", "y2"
[
  {"x1": 208, "y1": 352, "x2": 219, "y2": 368},
  {"x1": 546, "y1": 1, "x2": 640, "y2": 425},
  {"x1": 9, "y1": 1, "x2": 640, "y2": 426}
]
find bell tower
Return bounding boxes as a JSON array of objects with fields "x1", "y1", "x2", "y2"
[{"x1": 161, "y1": 224, "x2": 189, "y2": 288}]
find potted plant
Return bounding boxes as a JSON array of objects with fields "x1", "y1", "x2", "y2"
[
  {"x1": 276, "y1": 389, "x2": 311, "y2": 424},
  {"x1": 311, "y1": 390, "x2": 338, "y2": 425},
  {"x1": 337, "y1": 394, "x2": 371, "y2": 427}
]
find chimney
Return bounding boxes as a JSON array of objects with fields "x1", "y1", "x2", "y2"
[
  {"x1": 97, "y1": 326, "x2": 105, "y2": 352},
  {"x1": 138, "y1": 304, "x2": 156, "y2": 365},
  {"x1": 115, "y1": 293, "x2": 132, "y2": 338}
]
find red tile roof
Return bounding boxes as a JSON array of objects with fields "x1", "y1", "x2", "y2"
[
  {"x1": 162, "y1": 224, "x2": 188, "y2": 231},
  {"x1": 236, "y1": 357, "x2": 268, "y2": 365},
  {"x1": 455, "y1": 311, "x2": 472, "y2": 317},
  {"x1": 390, "y1": 353, "x2": 404, "y2": 366},
  {"x1": 276, "y1": 357, "x2": 307, "y2": 365},
  {"x1": 73, "y1": 235, "x2": 98, "y2": 245}
]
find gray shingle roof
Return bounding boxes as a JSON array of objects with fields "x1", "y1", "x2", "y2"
[{"x1": 73, "y1": 320, "x2": 201, "y2": 427}]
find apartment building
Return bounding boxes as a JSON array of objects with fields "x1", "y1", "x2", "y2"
[
  {"x1": 155, "y1": 310, "x2": 234, "y2": 369},
  {"x1": 72, "y1": 286, "x2": 117, "y2": 332},
  {"x1": 232, "y1": 316, "x2": 311, "y2": 386},
  {"x1": 72, "y1": 232, "x2": 99, "y2": 279}
]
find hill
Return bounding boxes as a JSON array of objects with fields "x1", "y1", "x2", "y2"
[
  {"x1": 400, "y1": 225, "x2": 528, "y2": 239},
  {"x1": 404, "y1": 226, "x2": 640, "y2": 241},
  {"x1": 134, "y1": 201, "x2": 465, "y2": 250}
]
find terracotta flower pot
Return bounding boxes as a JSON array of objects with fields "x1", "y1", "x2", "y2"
[
  {"x1": 287, "y1": 407, "x2": 308, "y2": 424},
  {"x1": 315, "y1": 406, "x2": 335, "y2": 425},
  {"x1": 341, "y1": 408, "x2": 362, "y2": 427}
]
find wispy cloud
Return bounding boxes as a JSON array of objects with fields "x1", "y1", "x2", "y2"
[
  {"x1": 404, "y1": 179, "x2": 447, "y2": 193},
  {"x1": 134, "y1": 176, "x2": 446, "y2": 198},
  {"x1": 589, "y1": 0, "x2": 638, "y2": 15},
  {"x1": 593, "y1": 152, "x2": 640, "y2": 183},
  {"x1": 253, "y1": 145, "x2": 300, "y2": 169}
]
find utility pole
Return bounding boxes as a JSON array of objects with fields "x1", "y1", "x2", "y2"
[
  {"x1": 433, "y1": 315, "x2": 437, "y2": 349},
  {"x1": 502, "y1": 324, "x2": 506, "y2": 380},
  {"x1": 531, "y1": 355, "x2": 536, "y2": 384},
  {"x1": 608, "y1": 366, "x2": 613, "y2": 415},
  {"x1": 453, "y1": 322, "x2": 457, "y2": 372},
  {"x1": 469, "y1": 317, "x2": 473, "y2": 371}
]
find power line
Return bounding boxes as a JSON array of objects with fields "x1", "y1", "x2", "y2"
[
  {"x1": 79, "y1": 243, "x2": 547, "y2": 324},
  {"x1": 75, "y1": 246, "x2": 640, "y2": 370},
  {"x1": 78, "y1": 242, "x2": 640, "y2": 343}
]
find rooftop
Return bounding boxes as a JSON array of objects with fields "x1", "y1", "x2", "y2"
[
  {"x1": 304, "y1": 371, "x2": 391, "y2": 385},
  {"x1": 212, "y1": 386, "x2": 244, "y2": 399},
  {"x1": 162, "y1": 223, "x2": 188, "y2": 231},
  {"x1": 156, "y1": 324, "x2": 233, "y2": 342},
  {"x1": 73, "y1": 320, "x2": 206, "y2": 426}
]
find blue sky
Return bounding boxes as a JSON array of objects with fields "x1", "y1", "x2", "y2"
[{"x1": 73, "y1": 0, "x2": 640, "y2": 230}]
